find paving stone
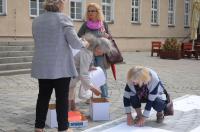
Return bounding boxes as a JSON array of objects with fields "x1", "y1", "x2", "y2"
[{"x1": 0, "y1": 52, "x2": 200, "y2": 132}]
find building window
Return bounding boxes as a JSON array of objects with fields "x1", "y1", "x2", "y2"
[
  {"x1": 70, "y1": 0, "x2": 83, "y2": 20},
  {"x1": 184, "y1": 0, "x2": 190, "y2": 27},
  {"x1": 30, "y1": 0, "x2": 45, "y2": 17},
  {"x1": 151, "y1": 0, "x2": 159, "y2": 25},
  {"x1": 168, "y1": 0, "x2": 176, "y2": 26},
  {"x1": 102, "y1": 0, "x2": 114, "y2": 22},
  {"x1": 0, "y1": 0, "x2": 7, "y2": 15},
  {"x1": 131, "y1": 0, "x2": 140, "y2": 23}
]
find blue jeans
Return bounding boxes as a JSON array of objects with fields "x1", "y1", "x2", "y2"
[
  {"x1": 130, "y1": 95, "x2": 166, "y2": 112},
  {"x1": 94, "y1": 56, "x2": 109, "y2": 98}
]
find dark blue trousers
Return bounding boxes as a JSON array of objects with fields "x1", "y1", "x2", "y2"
[{"x1": 130, "y1": 95, "x2": 166, "y2": 112}]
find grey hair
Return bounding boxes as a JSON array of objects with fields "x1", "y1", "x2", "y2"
[
  {"x1": 44, "y1": 0, "x2": 65, "y2": 12},
  {"x1": 82, "y1": 33, "x2": 116, "y2": 54},
  {"x1": 82, "y1": 33, "x2": 97, "y2": 50},
  {"x1": 97, "y1": 37, "x2": 116, "y2": 54}
]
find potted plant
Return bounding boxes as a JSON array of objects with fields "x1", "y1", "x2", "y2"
[{"x1": 160, "y1": 38, "x2": 181, "y2": 60}]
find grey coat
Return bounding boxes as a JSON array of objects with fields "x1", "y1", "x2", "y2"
[
  {"x1": 73, "y1": 48, "x2": 93, "y2": 89},
  {"x1": 31, "y1": 12, "x2": 83, "y2": 79}
]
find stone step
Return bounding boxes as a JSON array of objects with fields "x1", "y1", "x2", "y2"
[
  {"x1": 0, "y1": 56, "x2": 32, "y2": 64},
  {"x1": 0, "y1": 42, "x2": 34, "y2": 76},
  {"x1": 0, "y1": 68, "x2": 31, "y2": 76},
  {"x1": 0, "y1": 51, "x2": 33, "y2": 57},
  {"x1": 0, "y1": 45, "x2": 34, "y2": 51},
  {"x1": 0, "y1": 62, "x2": 32, "y2": 71},
  {"x1": 0, "y1": 42, "x2": 34, "y2": 46}
]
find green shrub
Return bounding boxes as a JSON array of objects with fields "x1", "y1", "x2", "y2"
[{"x1": 162, "y1": 38, "x2": 181, "y2": 51}]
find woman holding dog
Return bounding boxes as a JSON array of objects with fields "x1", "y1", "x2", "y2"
[{"x1": 78, "y1": 3, "x2": 111, "y2": 98}]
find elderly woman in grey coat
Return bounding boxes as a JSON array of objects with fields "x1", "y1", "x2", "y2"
[
  {"x1": 31, "y1": 0, "x2": 84, "y2": 132},
  {"x1": 68, "y1": 34, "x2": 115, "y2": 111}
]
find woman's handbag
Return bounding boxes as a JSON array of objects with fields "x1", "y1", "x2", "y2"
[
  {"x1": 105, "y1": 38, "x2": 123, "y2": 64},
  {"x1": 163, "y1": 89, "x2": 174, "y2": 116},
  {"x1": 102, "y1": 22, "x2": 123, "y2": 64}
]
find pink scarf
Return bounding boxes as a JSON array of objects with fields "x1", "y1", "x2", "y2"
[{"x1": 86, "y1": 20, "x2": 103, "y2": 30}]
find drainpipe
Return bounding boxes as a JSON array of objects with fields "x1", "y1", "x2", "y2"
[{"x1": 14, "y1": 8, "x2": 16, "y2": 40}]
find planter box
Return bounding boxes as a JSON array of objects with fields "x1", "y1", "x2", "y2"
[{"x1": 160, "y1": 50, "x2": 181, "y2": 60}]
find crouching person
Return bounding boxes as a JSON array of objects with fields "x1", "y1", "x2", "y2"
[{"x1": 123, "y1": 66, "x2": 168, "y2": 126}]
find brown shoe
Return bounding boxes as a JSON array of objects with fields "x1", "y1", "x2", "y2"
[
  {"x1": 35, "y1": 128, "x2": 45, "y2": 132},
  {"x1": 68, "y1": 100, "x2": 79, "y2": 111},
  {"x1": 67, "y1": 128, "x2": 73, "y2": 132},
  {"x1": 156, "y1": 112, "x2": 164, "y2": 123},
  {"x1": 58, "y1": 128, "x2": 73, "y2": 132},
  {"x1": 85, "y1": 99, "x2": 90, "y2": 104}
]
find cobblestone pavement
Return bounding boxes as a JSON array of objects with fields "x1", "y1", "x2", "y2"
[{"x1": 0, "y1": 52, "x2": 200, "y2": 132}]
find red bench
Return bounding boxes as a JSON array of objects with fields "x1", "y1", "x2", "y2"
[
  {"x1": 181, "y1": 43, "x2": 197, "y2": 58},
  {"x1": 151, "y1": 41, "x2": 161, "y2": 57}
]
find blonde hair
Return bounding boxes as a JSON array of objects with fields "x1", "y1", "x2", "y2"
[
  {"x1": 127, "y1": 66, "x2": 151, "y2": 87},
  {"x1": 85, "y1": 3, "x2": 104, "y2": 21},
  {"x1": 44, "y1": 0, "x2": 65, "y2": 12}
]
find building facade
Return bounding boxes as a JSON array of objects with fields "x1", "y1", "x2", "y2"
[{"x1": 0, "y1": 0, "x2": 192, "y2": 51}]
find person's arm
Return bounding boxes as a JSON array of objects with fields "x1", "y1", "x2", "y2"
[
  {"x1": 103, "y1": 22, "x2": 112, "y2": 39},
  {"x1": 143, "y1": 79, "x2": 160, "y2": 118},
  {"x1": 79, "y1": 50, "x2": 92, "y2": 88},
  {"x1": 61, "y1": 15, "x2": 83, "y2": 49},
  {"x1": 79, "y1": 50, "x2": 101, "y2": 96},
  {"x1": 123, "y1": 84, "x2": 134, "y2": 126},
  {"x1": 123, "y1": 84, "x2": 132, "y2": 113},
  {"x1": 78, "y1": 22, "x2": 86, "y2": 37}
]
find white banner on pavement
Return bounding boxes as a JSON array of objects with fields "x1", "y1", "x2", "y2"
[
  {"x1": 174, "y1": 95, "x2": 200, "y2": 112},
  {"x1": 102, "y1": 123, "x2": 173, "y2": 132}
]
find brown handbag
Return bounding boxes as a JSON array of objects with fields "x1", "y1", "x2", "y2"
[
  {"x1": 102, "y1": 22, "x2": 123, "y2": 64},
  {"x1": 163, "y1": 89, "x2": 174, "y2": 116},
  {"x1": 105, "y1": 39, "x2": 123, "y2": 64}
]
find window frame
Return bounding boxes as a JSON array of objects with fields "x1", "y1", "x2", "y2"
[
  {"x1": 168, "y1": 0, "x2": 176, "y2": 26},
  {"x1": 131, "y1": 0, "x2": 141, "y2": 23},
  {"x1": 29, "y1": 0, "x2": 45, "y2": 17},
  {"x1": 0, "y1": 0, "x2": 7, "y2": 16},
  {"x1": 102, "y1": 0, "x2": 114, "y2": 23},
  {"x1": 69, "y1": 0, "x2": 84, "y2": 21},
  {"x1": 151, "y1": 0, "x2": 160, "y2": 25},
  {"x1": 184, "y1": 0, "x2": 190, "y2": 27}
]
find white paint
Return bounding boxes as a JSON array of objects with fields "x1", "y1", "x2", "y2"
[
  {"x1": 83, "y1": 95, "x2": 200, "y2": 132},
  {"x1": 190, "y1": 126, "x2": 200, "y2": 132},
  {"x1": 102, "y1": 123, "x2": 173, "y2": 132},
  {"x1": 174, "y1": 95, "x2": 200, "y2": 112}
]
